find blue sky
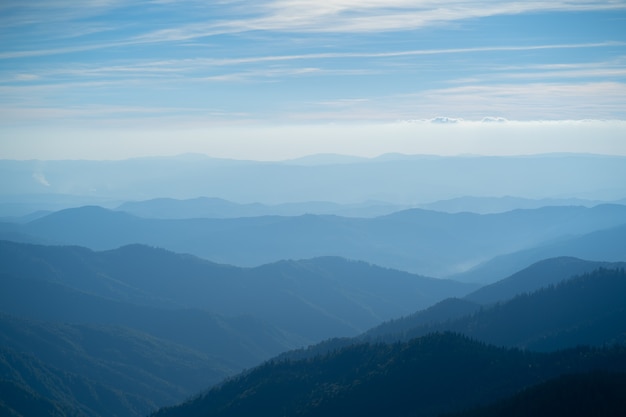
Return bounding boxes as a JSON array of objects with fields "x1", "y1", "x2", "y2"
[{"x1": 1, "y1": 1, "x2": 626, "y2": 160}]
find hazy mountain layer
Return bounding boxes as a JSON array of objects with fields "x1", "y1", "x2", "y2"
[
  {"x1": 419, "y1": 195, "x2": 616, "y2": 214},
  {"x1": 116, "y1": 197, "x2": 408, "y2": 219},
  {"x1": 0, "y1": 240, "x2": 474, "y2": 340},
  {"x1": 464, "y1": 257, "x2": 626, "y2": 305},
  {"x1": 3, "y1": 154, "x2": 626, "y2": 205},
  {"x1": 454, "y1": 224, "x2": 626, "y2": 282},
  {"x1": 9, "y1": 203, "x2": 626, "y2": 278}
]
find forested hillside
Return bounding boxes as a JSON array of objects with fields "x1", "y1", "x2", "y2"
[
  {"x1": 445, "y1": 371, "x2": 626, "y2": 417},
  {"x1": 152, "y1": 333, "x2": 626, "y2": 417}
]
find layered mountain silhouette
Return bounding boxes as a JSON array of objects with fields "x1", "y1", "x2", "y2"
[
  {"x1": 454, "y1": 224, "x2": 626, "y2": 283},
  {"x1": 6, "y1": 203, "x2": 626, "y2": 278}
]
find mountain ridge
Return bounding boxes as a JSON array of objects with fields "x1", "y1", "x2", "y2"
[
  {"x1": 9, "y1": 203, "x2": 626, "y2": 278},
  {"x1": 3, "y1": 154, "x2": 625, "y2": 204}
]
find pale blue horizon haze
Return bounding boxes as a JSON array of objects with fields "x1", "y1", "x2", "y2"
[{"x1": 1, "y1": 1, "x2": 626, "y2": 160}]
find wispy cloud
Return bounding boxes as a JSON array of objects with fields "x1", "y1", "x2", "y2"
[
  {"x1": 3, "y1": 1, "x2": 625, "y2": 59},
  {"x1": 277, "y1": 81, "x2": 626, "y2": 122},
  {"x1": 135, "y1": 1, "x2": 626, "y2": 36},
  {"x1": 1, "y1": 0, "x2": 624, "y2": 148},
  {"x1": 2, "y1": 41, "x2": 619, "y2": 80},
  {"x1": 413, "y1": 81, "x2": 626, "y2": 120}
]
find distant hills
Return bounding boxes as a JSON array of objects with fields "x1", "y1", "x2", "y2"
[
  {"x1": 116, "y1": 197, "x2": 409, "y2": 219},
  {"x1": 117, "y1": 195, "x2": 625, "y2": 218},
  {"x1": 2, "y1": 153, "x2": 626, "y2": 208},
  {"x1": 5, "y1": 203, "x2": 626, "y2": 278},
  {"x1": 453, "y1": 223, "x2": 626, "y2": 282},
  {"x1": 464, "y1": 256, "x2": 626, "y2": 305},
  {"x1": 420, "y1": 195, "x2": 618, "y2": 214}
]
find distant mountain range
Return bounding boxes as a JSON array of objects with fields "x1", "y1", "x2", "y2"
[
  {"x1": 420, "y1": 195, "x2": 625, "y2": 214},
  {"x1": 453, "y1": 224, "x2": 626, "y2": 282},
  {"x1": 117, "y1": 195, "x2": 624, "y2": 218},
  {"x1": 2, "y1": 153, "x2": 625, "y2": 208},
  {"x1": 4, "y1": 203, "x2": 626, "y2": 278},
  {"x1": 2, "y1": 193, "x2": 623, "y2": 220},
  {"x1": 116, "y1": 197, "x2": 409, "y2": 219},
  {"x1": 464, "y1": 256, "x2": 626, "y2": 304}
]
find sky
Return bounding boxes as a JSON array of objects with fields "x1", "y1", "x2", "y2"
[{"x1": 1, "y1": 1, "x2": 626, "y2": 160}]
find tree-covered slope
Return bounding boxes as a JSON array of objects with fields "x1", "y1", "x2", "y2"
[
  {"x1": 0, "y1": 345, "x2": 149, "y2": 417},
  {"x1": 367, "y1": 268, "x2": 626, "y2": 350},
  {"x1": 0, "y1": 312, "x2": 231, "y2": 410},
  {"x1": 282, "y1": 265, "x2": 626, "y2": 362},
  {"x1": 152, "y1": 333, "x2": 626, "y2": 417},
  {"x1": 446, "y1": 371, "x2": 626, "y2": 417},
  {"x1": 0, "y1": 379, "x2": 71, "y2": 417}
]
